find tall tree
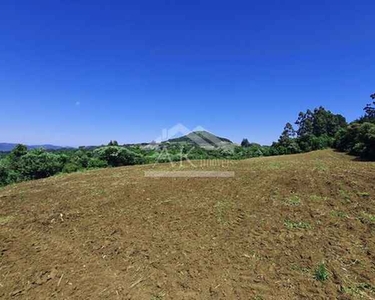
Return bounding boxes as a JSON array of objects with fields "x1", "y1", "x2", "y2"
[
  {"x1": 295, "y1": 110, "x2": 314, "y2": 137},
  {"x1": 279, "y1": 123, "x2": 296, "y2": 144},
  {"x1": 295, "y1": 107, "x2": 346, "y2": 138},
  {"x1": 364, "y1": 93, "x2": 375, "y2": 119}
]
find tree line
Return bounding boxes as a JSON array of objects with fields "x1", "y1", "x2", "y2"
[
  {"x1": 1, "y1": 93, "x2": 374, "y2": 187},
  {"x1": 241, "y1": 93, "x2": 374, "y2": 159}
]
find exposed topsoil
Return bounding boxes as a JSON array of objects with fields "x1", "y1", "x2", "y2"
[{"x1": 0, "y1": 150, "x2": 375, "y2": 299}]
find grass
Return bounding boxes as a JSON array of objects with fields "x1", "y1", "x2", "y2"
[
  {"x1": 314, "y1": 263, "x2": 329, "y2": 282},
  {"x1": 267, "y1": 162, "x2": 283, "y2": 170},
  {"x1": 309, "y1": 195, "x2": 328, "y2": 202},
  {"x1": 151, "y1": 294, "x2": 164, "y2": 300},
  {"x1": 341, "y1": 283, "x2": 375, "y2": 298},
  {"x1": 314, "y1": 162, "x2": 328, "y2": 172},
  {"x1": 291, "y1": 264, "x2": 310, "y2": 274},
  {"x1": 285, "y1": 195, "x2": 301, "y2": 206},
  {"x1": 357, "y1": 192, "x2": 370, "y2": 198},
  {"x1": 359, "y1": 212, "x2": 375, "y2": 224},
  {"x1": 214, "y1": 199, "x2": 232, "y2": 224},
  {"x1": 331, "y1": 210, "x2": 348, "y2": 218},
  {"x1": 284, "y1": 220, "x2": 311, "y2": 230},
  {"x1": 339, "y1": 189, "x2": 351, "y2": 203},
  {"x1": 0, "y1": 215, "x2": 14, "y2": 225}
]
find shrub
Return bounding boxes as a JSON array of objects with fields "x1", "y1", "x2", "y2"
[
  {"x1": 87, "y1": 158, "x2": 108, "y2": 169},
  {"x1": 94, "y1": 146, "x2": 144, "y2": 167},
  {"x1": 62, "y1": 162, "x2": 81, "y2": 173},
  {"x1": 333, "y1": 122, "x2": 375, "y2": 160},
  {"x1": 17, "y1": 149, "x2": 63, "y2": 180}
]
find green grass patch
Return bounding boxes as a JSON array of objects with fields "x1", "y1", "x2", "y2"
[
  {"x1": 357, "y1": 192, "x2": 370, "y2": 198},
  {"x1": 339, "y1": 189, "x2": 351, "y2": 203},
  {"x1": 359, "y1": 212, "x2": 375, "y2": 224},
  {"x1": 214, "y1": 199, "x2": 232, "y2": 224},
  {"x1": 309, "y1": 195, "x2": 328, "y2": 202},
  {"x1": 151, "y1": 294, "x2": 165, "y2": 300},
  {"x1": 284, "y1": 219, "x2": 311, "y2": 230},
  {"x1": 285, "y1": 195, "x2": 301, "y2": 206},
  {"x1": 314, "y1": 263, "x2": 329, "y2": 282}
]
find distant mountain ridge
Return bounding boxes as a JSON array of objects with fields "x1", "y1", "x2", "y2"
[
  {"x1": 1, "y1": 131, "x2": 233, "y2": 152},
  {"x1": 0, "y1": 143, "x2": 72, "y2": 152},
  {"x1": 165, "y1": 130, "x2": 234, "y2": 150}
]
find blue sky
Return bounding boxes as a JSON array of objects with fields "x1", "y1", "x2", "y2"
[{"x1": 0, "y1": 0, "x2": 374, "y2": 146}]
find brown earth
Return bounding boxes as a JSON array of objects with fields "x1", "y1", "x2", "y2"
[{"x1": 1, "y1": 149, "x2": 375, "y2": 299}]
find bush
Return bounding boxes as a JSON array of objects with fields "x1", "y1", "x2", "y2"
[
  {"x1": 17, "y1": 149, "x2": 63, "y2": 180},
  {"x1": 333, "y1": 122, "x2": 375, "y2": 160},
  {"x1": 93, "y1": 146, "x2": 144, "y2": 167},
  {"x1": 62, "y1": 162, "x2": 82, "y2": 173},
  {"x1": 0, "y1": 161, "x2": 11, "y2": 186},
  {"x1": 87, "y1": 158, "x2": 108, "y2": 169}
]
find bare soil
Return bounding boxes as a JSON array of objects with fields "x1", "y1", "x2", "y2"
[{"x1": 1, "y1": 150, "x2": 375, "y2": 299}]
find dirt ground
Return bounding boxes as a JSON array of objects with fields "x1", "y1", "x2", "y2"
[{"x1": 1, "y1": 150, "x2": 375, "y2": 299}]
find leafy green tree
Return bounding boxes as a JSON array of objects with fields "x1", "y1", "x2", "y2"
[
  {"x1": 295, "y1": 107, "x2": 346, "y2": 138},
  {"x1": 8, "y1": 144, "x2": 28, "y2": 169},
  {"x1": 279, "y1": 123, "x2": 296, "y2": 144},
  {"x1": 334, "y1": 122, "x2": 375, "y2": 160},
  {"x1": 0, "y1": 161, "x2": 11, "y2": 186},
  {"x1": 295, "y1": 110, "x2": 314, "y2": 137},
  {"x1": 87, "y1": 158, "x2": 108, "y2": 169},
  {"x1": 11, "y1": 144, "x2": 28, "y2": 158},
  {"x1": 17, "y1": 149, "x2": 63, "y2": 180},
  {"x1": 94, "y1": 146, "x2": 144, "y2": 167}
]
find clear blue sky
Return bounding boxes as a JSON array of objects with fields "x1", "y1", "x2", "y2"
[{"x1": 0, "y1": 0, "x2": 374, "y2": 146}]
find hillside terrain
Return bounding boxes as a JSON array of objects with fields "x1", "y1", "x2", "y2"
[
  {"x1": 0, "y1": 143, "x2": 71, "y2": 152},
  {"x1": 1, "y1": 150, "x2": 375, "y2": 299},
  {"x1": 166, "y1": 131, "x2": 233, "y2": 146}
]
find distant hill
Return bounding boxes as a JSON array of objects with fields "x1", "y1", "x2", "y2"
[
  {"x1": 165, "y1": 131, "x2": 234, "y2": 149},
  {"x1": 0, "y1": 143, "x2": 72, "y2": 152}
]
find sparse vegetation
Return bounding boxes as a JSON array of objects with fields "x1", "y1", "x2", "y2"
[
  {"x1": 331, "y1": 211, "x2": 348, "y2": 218},
  {"x1": 359, "y1": 212, "x2": 375, "y2": 224},
  {"x1": 341, "y1": 282, "x2": 375, "y2": 298},
  {"x1": 291, "y1": 264, "x2": 310, "y2": 273},
  {"x1": 357, "y1": 192, "x2": 370, "y2": 198},
  {"x1": 284, "y1": 220, "x2": 311, "y2": 230},
  {"x1": 214, "y1": 199, "x2": 232, "y2": 224},
  {"x1": 310, "y1": 195, "x2": 328, "y2": 202},
  {"x1": 0, "y1": 215, "x2": 14, "y2": 225},
  {"x1": 285, "y1": 195, "x2": 301, "y2": 206},
  {"x1": 1, "y1": 150, "x2": 374, "y2": 299},
  {"x1": 339, "y1": 189, "x2": 351, "y2": 202},
  {"x1": 314, "y1": 263, "x2": 329, "y2": 282}
]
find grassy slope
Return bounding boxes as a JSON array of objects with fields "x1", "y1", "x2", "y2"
[{"x1": 1, "y1": 150, "x2": 375, "y2": 299}]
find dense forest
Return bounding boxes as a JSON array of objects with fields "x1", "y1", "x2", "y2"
[{"x1": 0, "y1": 94, "x2": 374, "y2": 187}]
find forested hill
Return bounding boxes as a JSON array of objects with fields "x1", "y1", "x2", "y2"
[{"x1": 0, "y1": 143, "x2": 71, "y2": 152}]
